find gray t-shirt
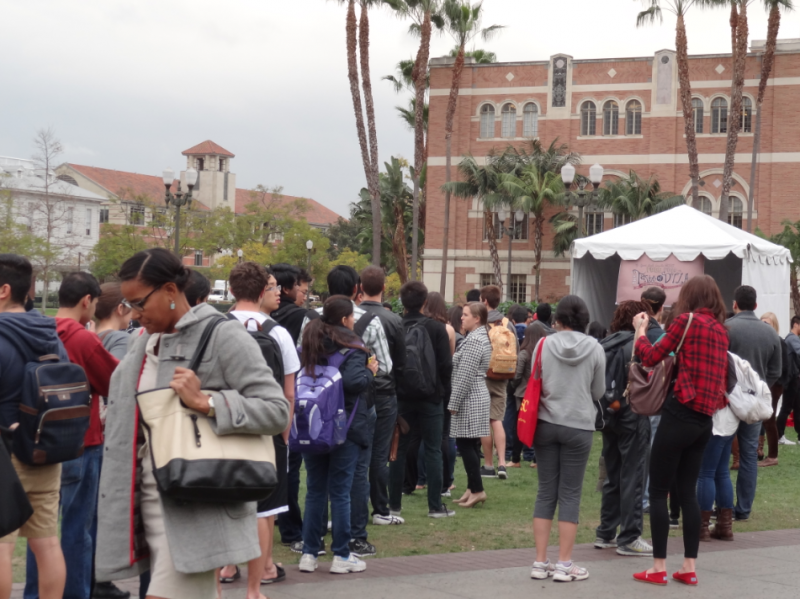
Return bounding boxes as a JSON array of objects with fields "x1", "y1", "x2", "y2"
[{"x1": 98, "y1": 329, "x2": 132, "y2": 361}]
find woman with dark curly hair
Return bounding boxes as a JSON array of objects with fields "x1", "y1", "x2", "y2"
[{"x1": 530, "y1": 296, "x2": 606, "y2": 583}]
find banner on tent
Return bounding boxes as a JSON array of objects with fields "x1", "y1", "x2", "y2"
[{"x1": 617, "y1": 255, "x2": 704, "y2": 306}]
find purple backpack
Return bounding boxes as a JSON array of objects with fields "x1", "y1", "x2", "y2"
[{"x1": 290, "y1": 348, "x2": 359, "y2": 454}]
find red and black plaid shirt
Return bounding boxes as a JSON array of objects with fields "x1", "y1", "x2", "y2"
[{"x1": 635, "y1": 308, "x2": 729, "y2": 416}]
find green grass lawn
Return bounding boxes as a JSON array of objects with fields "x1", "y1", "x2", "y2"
[{"x1": 13, "y1": 432, "x2": 800, "y2": 581}]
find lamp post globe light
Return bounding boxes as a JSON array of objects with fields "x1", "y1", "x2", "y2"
[
  {"x1": 305, "y1": 240, "x2": 314, "y2": 308},
  {"x1": 561, "y1": 163, "x2": 604, "y2": 240},
  {"x1": 162, "y1": 167, "x2": 198, "y2": 258},
  {"x1": 237, "y1": 249, "x2": 243, "y2": 263},
  {"x1": 496, "y1": 207, "x2": 527, "y2": 302}
]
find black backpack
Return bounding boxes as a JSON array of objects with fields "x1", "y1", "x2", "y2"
[
  {"x1": 227, "y1": 314, "x2": 285, "y2": 388},
  {"x1": 398, "y1": 320, "x2": 438, "y2": 398},
  {"x1": 13, "y1": 354, "x2": 91, "y2": 465},
  {"x1": 779, "y1": 338, "x2": 800, "y2": 389},
  {"x1": 596, "y1": 338, "x2": 632, "y2": 430}
]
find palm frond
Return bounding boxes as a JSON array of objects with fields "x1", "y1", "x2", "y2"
[{"x1": 636, "y1": 3, "x2": 663, "y2": 26}]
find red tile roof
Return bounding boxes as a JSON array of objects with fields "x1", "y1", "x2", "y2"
[
  {"x1": 234, "y1": 188, "x2": 343, "y2": 227},
  {"x1": 181, "y1": 140, "x2": 235, "y2": 157},
  {"x1": 64, "y1": 164, "x2": 342, "y2": 225}
]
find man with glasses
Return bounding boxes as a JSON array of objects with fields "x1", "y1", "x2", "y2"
[{"x1": 222, "y1": 262, "x2": 299, "y2": 591}]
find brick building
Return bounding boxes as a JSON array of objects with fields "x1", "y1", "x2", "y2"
[{"x1": 423, "y1": 39, "x2": 800, "y2": 303}]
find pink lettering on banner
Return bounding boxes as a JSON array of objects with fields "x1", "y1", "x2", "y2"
[{"x1": 616, "y1": 255, "x2": 704, "y2": 306}]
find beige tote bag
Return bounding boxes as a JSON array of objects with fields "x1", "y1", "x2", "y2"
[{"x1": 137, "y1": 317, "x2": 277, "y2": 503}]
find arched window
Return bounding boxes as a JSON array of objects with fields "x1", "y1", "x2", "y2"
[
  {"x1": 480, "y1": 104, "x2": 495, "y2": 139},
  {"x1": 712, "y1": 98, "x2": 728, "y2": 134},
  {"x1": 692, "y1": 98, "x2": 704, "y2": 134},
  {"x1": 523, "y1": 103, "x2": 538, "y2": 138},
  {"x1": 625, "y1": 100, "x2": 642, "y2": 135},
  {"x1": 580, "y1": 101, "x2": 596, "y2": 136},
  {"x1": 603, "y1": 100, "x2": 619, "y2": 135},
  {"x1": 740, "y1": 97, "x2": 753, "y2": 133},
  {"x1": 501, "y1": 103, "x2": 516, "y2": 138},
  {"x1": 729, "y1": 196, "x2": 743, "y2": 229},
  {"x1": 696, "y1": 197, "x2": 713, "y2": 217}
]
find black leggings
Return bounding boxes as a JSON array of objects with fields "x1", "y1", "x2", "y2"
[
  {"x1": 777, "y1": 384, "x2": 800, "y2": 439},
  {"x1": 648, "y1": 399, "x2": 712, "y2": 560},
  {"x1": 457, "y1": 437, "x2": 484, "y2": 493}
]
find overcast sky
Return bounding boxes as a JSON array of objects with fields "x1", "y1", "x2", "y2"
[{"x1": 2, "y1": 0, "x2": 798, "y2": 217}]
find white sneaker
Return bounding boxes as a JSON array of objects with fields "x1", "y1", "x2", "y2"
[
  {"x1": 298, "y1": 554, "x2": 318, "y2": 572},
  {"x1": 530, "y1": 560, "x2": 555, "y2": 579},
  {"x1": 330, "y1": 554, "x2": 367, "y2": 574},
  {"x1": 779, "y1": 435, "x2": 796, "y2": 445},
  {"x1": 553, "y1": 562, "x2": 589, "y2": 582},
  {"x1": 372, "y1": 514, "x2": 405, "y2": 525},
  {"x1": 616, "y1": 537, "x2": 653, "y2": 557}
]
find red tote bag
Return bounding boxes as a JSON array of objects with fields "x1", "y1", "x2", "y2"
[{"x1": 517, "y1": 339, "x2": 544, "y2": 448}]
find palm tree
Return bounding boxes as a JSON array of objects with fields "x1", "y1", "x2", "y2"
[
  {"x1": 496, "y1": 166, "x2": 564, "y2": 301},
  {"x1": 385, "y1": 1, "x2": 444, "y2": 281},
  {"x1": 449, "y1": 46, "x2": 497, "y2": 63},
  {"x1": 719, "y1": 0, "x2": 749, "y2": 224},
  {"x1": 636, "y1": 1, "x2": 723, "y2": 209},
  {"x1": 769, "y1": 220, "x2": 800, "y2": 315},
  {"x1": 747, "y1": 0, "x2": 794, "y2": 231},
  {"x1": 338, "y1": 0, "x2": 382, "y2": 265},
  {"x1": 599, "y1": 171, "x2": 686, "y2": 220},
  {"x1": 439, "y1": 0, "x2": 503, "y2": 295},
  {"x1": 441, "y1": 155, "x2": 507, "y2": 286}
]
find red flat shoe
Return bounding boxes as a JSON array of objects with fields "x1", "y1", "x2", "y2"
[
  {"x1": 672, "y1": 571, "x2": 698, "y2": 585},
  {"x1": 633, "y1": 570, "x2": 667, "y2": 585}
]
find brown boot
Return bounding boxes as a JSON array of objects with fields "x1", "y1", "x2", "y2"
[
  {"x1": 731, "y1": 437, "x2": 740, "y2": 470},
  {"x1": 700, "y1": 510, "x2": 713, "y2": 542},
  {"x1": 757, "y1": 435, "x2": 765, "y2": 461},
  {"x1": 711, "y1": 507, "x2": 734, "y2": 541}
]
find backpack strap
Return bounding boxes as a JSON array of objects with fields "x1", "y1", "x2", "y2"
[
  {"x1": 675, "y1": 312, "x2": 694, "y2": 355},
  {"x1": 260, "y1": 320, "x2": 280, "y2": 336},
  {"x1": 327, "y1": 347, "x2": 359, "y2": 370},
  {"x1": 354, "y1": 312, "x2": 378, "y2": 338},
  {"x1": 227, "y1": 312, "x2": 266, "y2": 333}
]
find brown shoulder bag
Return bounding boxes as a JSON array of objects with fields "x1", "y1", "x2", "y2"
[{"x1": 626, "y1": 313, "x2": 694, "y2": 416}]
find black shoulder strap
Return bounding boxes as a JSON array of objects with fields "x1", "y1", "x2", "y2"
[
  {"x1": 260, "y1": 320, "x2": 280, "y2": 336},
  {"x1": 354, "y1": 312, "x2": 378, "y2": 338},
  {"x1": 188, "y1": 317, "x2": 226, "y2": 373}
]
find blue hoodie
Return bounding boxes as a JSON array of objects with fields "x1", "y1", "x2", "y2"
[{"x1": 0, "y1": 310, "x2": 69, "y2": 428}]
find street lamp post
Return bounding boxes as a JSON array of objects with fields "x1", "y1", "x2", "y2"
[
  {"x1": 237, "y1": 249, "x2": 243, "y2": 263},
  {"x1": 306, "y1": 240, "x2": 313, "y2": 308},
  {"x1": 162, "y1": 167, "x2": 198, "y2": 258},
  {"x1": 497, "y1": 208, "x2": 526, "y2": 302},
  {"x1": 561, "y1": 163, "x2": 604, "y2": 239}
]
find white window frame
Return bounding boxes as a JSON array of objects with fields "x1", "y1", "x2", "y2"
[
  {"x1": 480, "y1": 104, "x2": 495, "y2": 139},
  {"x1": 509, "y1": 274, "x2": 527, "y2": 304},
  {"x1": 712, "y1": 98, "x2": 728, "y2": 134},
  {"x1": 523, "y1": 103, "x2": 538, "y2": 138},
  {"x1": 603, "y1": 101, "x2": 619, "y2": 136},
  {"x1": 692, "y1": 98, "x2": 704, "y2": 134},
  {"x1": 728, "y1": 196, "x2": 743, "y2": 229},
  {"x1": 501, "y1": 103, "x2": 516, "y2": 138},
  {"x1": 85, "y1": 208, "x2": 92, "y2": 236},
  {"x1": 580, "y1": 101, "x2": 596, "y2": 136},
  {"x1": 625, "y1": 100, "x2": 642, "y2": 135},
  {"x1": 585, "y1": 212, "x2": 603, "y2": 236}
]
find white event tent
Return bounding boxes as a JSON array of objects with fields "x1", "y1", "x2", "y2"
[{"x1": 571, "y1": 205, "x2": 793, "y2": 335}]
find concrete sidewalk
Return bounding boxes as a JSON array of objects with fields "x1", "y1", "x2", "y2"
[{"x1": 11, "y1": 529, "x2": 800, "y2": 598}]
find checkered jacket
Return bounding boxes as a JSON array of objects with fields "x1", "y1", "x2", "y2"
[{"x1": 448, "y1": 326, "x2": 493, "y2": 438}]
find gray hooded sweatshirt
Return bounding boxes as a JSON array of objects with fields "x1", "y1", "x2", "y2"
[{"x1": 537, "y1": 331, "x2": 606, "y2": 431}]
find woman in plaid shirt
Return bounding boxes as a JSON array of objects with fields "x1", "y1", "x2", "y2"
[{"x1": 632, "y1": 275, "x2": 729, "y2": 587}]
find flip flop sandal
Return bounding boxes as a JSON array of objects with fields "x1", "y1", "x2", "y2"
[
  {"x1": 261, "y1": 565, "x2": 286, "y2": 585},
  {"x1": 219, "y1": 565, "x2": 241, "y2": 583}
]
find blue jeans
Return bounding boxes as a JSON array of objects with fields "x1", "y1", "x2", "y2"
[
  {"x1": 735, "y1": 420, "x2": 761, "y2": 519},
  {"x1": 642, "y1": 415, "x2": 661, "y2": 510},
  {"x1": 302, "y1": 440, "x2": 359, "y2": 558},
  {"x1": 697, "y1": 433, "x2": 735, "y2": 511},
  {"x1": 25, "y1": 445, "x2": 103, "y2": 599},
  {"x1": 370, "y1": 396, "x2": 397, "y2": 517},
  {"x1": 351, "y1": 407, "x2": 376, "y2": 540}
]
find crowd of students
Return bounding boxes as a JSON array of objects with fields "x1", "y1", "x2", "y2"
[{"x1": 1, "y1": 248, "x2": 797, "y2": 598}]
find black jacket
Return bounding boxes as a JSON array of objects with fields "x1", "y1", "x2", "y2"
[
  {"x1": 272, "y1": 297, "x2": 318, "y2": 345},
  {"x1": 359, "y1": 301, "x2": 406, "y2": 398},
  {"x1": 399, "y1": 311, "x2": 453, "y2": 403}
]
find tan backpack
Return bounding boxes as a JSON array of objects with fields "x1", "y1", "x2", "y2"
[{"x1": 487, "y1": 317, "x2": 518, "y2": 380}]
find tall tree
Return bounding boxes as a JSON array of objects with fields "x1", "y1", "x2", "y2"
[
  {"x1": 338, "y1": 0, "x2": 382, "y2": 265},
  {"x1": 439, "y1": 0, "x2": 502, "y2": 295},
  {"x1": 636, "y1": 1, "x2": 722, "y2": 209},
  {"x1": 442, "y1": 155, "x2": 507, "y2": 287},
  {"x1": 769, "y1": 220, "x2": 800, "y2": 316},
  {"x1": 496, "y1": 166, "x2": 564, "y2": 301},
  {"x1": 385, "y1": 1, "x2": 444, "y2": 280},
  {"x1": 719, "y1": 0, "x2": 749, "y2": 224},
  {"x1": 747, "y1": 0, "x2": 794, "y2": 231}
]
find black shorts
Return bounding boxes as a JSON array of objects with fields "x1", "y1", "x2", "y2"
[{"x1": 256, "y1": 435, "x2": 289, "y2": 517}]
